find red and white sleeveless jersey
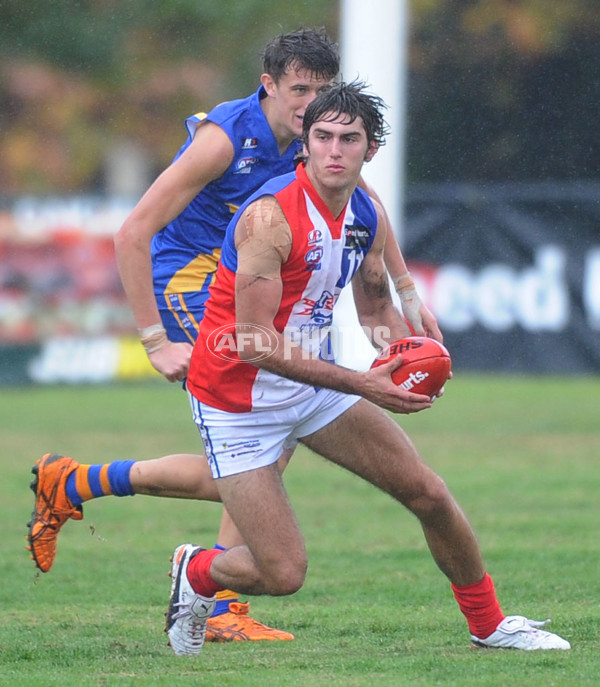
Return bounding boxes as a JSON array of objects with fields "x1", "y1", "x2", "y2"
[{"x1": 187, "y1": 163, "x2": 378, "y2": 412}]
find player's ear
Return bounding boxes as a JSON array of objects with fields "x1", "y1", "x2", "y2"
[
  {"x1": 364, "y1": 141, "x2": 379, "y2": 163},
  {"x1": 261, "y1": 72, "x2": 277, "y2": 97}
]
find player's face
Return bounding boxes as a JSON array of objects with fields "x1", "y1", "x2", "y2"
[
  {"x1": 303, "y1": 115, "x2": 378, "y2": 194},
  {"x1": 262, "y1": 65, "x2": 332, "y2": 141}
]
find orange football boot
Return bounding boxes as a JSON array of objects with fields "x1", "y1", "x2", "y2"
[
  {"x1": 205, "y1": 602, "x2": 295, "y2": 642},
  {"x1": 26, "y1": 453, "x2": 83, "y2": 572}
]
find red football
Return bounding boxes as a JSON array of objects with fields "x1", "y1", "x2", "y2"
[{"x1": 370, "y1": 336, "x2": 451, "y2": 397}]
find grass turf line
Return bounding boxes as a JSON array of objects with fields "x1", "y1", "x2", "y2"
[{"x1": 0, "y1": 375, "x2": 598, "y2": 686}]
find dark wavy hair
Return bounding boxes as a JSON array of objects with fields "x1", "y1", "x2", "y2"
[
  {"x1": 262, "y1": 27, "x2": 339, "y2": 83},
  {"x1": 302, "y1": 80, "x2": 390, "y2": 148}
]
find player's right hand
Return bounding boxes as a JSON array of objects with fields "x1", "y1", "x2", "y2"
[
  {"x1": 148, "y1": 341, "x2": 193, "y2": 382},
  {"x1": 361, "y1": 355, "x2": 433, "y2": 415}
]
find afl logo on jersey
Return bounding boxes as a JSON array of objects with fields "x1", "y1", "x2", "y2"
[
  {"x1": 304, "y1": 246, "x2": 323, "y2": 271},
  {"x1": 235, "y1": 157, "x2": 257, "y2": 174}
]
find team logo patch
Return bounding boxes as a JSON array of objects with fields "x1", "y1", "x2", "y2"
[
  {"x1": 344, "y1": 223, "x2": 371, "y2": 249},
  {"x1": 307, "y1": 228, "x2": 322, "y2": 245},
  {"x1": 299, "y1": 290, "x2": 335, "y2": 325}
]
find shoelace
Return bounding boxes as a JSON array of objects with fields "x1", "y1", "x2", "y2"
[
  {"x1": 519, "y1": 619, "x2": 553, "y2": 646},
  {"x1": 171, "y1": 601, "x2": 204, "y2": 621},
  {"x1": 171, "y1": 602, "x2": 207, "y2": 642},
  {"x1": 36, "y1": 470, "x2": 79, "y2": 523}
]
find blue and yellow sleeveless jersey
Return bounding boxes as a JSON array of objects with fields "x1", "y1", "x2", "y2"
[{"x1": 151, "y1": 85, "x2": 301, "y2": 342}]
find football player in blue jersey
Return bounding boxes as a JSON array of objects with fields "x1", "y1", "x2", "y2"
[{"x1": 27, "y1": 28, "x2": 440, "y2": 643}]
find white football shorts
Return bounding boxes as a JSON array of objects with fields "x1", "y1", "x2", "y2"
[{"x1": 188, "y1": 388, "x2": 361, "y2": 478}]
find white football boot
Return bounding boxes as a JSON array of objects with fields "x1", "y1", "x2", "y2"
[
  {"x1": 471, "y1": 615, "x2": 571, "y2": 650},
  {"x1": 165, "y1": 544, "x2": 216, "y2": 656}
]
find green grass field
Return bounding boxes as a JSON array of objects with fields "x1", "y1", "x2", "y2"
[{"x1": 0, "y1": 374, "x2": 598, "y2": 686}]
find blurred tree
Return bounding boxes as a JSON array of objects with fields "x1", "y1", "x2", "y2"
[
  {"x1": 408, "y1": 0, "x2": 600, "y2": 181},
  {"x1": 0, "y1": 0, "x2": 339, "y2": 193},
  {"x1": 1, "y1": 0, "x2": 599, "y2": 193}
]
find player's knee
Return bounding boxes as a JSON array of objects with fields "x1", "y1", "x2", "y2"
[
  {"x1": 405, "y1": 474, "x2": 454, "y2": 521},
  {"x1": 264, "y1": 556, "x2": 307, "y2": 596}
]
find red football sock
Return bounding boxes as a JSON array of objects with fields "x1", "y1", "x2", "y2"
[
  {"x1": 451, "y1": 572, "x2": 505, "y2": 639},
  {"x1": 186, "y1": 548, "x2": 226, "y2": 598}
]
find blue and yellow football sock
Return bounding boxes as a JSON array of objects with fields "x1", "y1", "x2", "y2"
[{"x1": 65, "y1": 460, "x2": 136, "y2": 506}]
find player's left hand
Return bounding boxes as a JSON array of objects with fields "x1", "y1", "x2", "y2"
[
  {"x1": 395, "y1": 275, "x2": 443, "y2": 343},
  {"x1": 148, "y1": 340, "x2": 192, "y2": 383},
  {"x1": 419, "y1": 303, "x2": 443, "y2": 343},
  {"x1": 396, "y1": 281, "x2": 424, "y2": 335}
]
